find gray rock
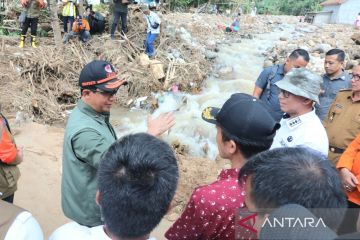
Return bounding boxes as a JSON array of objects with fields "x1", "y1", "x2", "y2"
[
  {"x1": 346, "y1": 60, "x2": 358, "y2": 70},
  {"x1": 287, "y1": 44, "x2": 297, "y2": 50},
  {"x1": 313, "y1": 43, "x2": 332, "y2": 54},
  {"x1": 218, "y1": 66, "x2": 233, "y2": 76},
  {"x1": 280, "y1": 37, "x2": 288, "y2": 41},
  {"x1": 308, "y1": 40, "x2": 316, "y2": 47},
  {"x1": 206, "y1": 40, "x2": 216, "y2": 46},
  {"x1": 298, "y1": 45, "x2": 309, "y2": 52},
  {"x1": 295, "y1": 27, "x2": 314, "y2": 33},
  {"x1": 204, "y1": 50, "x2": 217, "y2": 59}
]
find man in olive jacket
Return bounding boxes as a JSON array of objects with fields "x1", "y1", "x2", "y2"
[{"x1": 61, "y1": 60, "x2": 175, "y2": 227}]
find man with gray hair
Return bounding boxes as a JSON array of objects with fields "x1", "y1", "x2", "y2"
[{"x1": 270, "y1": 68, "x2": 329, "y2": 156}]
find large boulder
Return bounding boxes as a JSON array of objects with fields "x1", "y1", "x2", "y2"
[
  {"x1": 312, "y1": 43, "x2": 331, "y2": 54},
  {"x1": 351, "y1": 33, "x2": 360, "y2": 45},
  {"x1": 218, "y1": 66, "x2": 233, "y2": 76},
  {"x1": 204, "y1": 50, "x2": 217, "y2": 60}
]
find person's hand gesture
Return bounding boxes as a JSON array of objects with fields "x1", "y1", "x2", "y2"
[
  {"x1": 21, "y1": 0, "x2": 29, "y2": 7},
  {"x1": 38, "y1": 0, "x2": 46, "y2": 9},
  {"x1": 147, "y1": 112, "x2": 175, "y2": 137},
  {"x1": 340, "y1": 168, "x2": 359, "y2": 192}
]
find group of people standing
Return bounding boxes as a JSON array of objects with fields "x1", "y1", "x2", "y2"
[
  {"x1": 1, "y1": 51, "x2": 359, "y2": 239},
  {"x1": 252, "y1": 48, "x2": 360, "y2": 235},
  {"x1": 5, "y1": 2, "x2": 360, "y2": 239},
  {"x1": 18, "y1": 0, "x2": 161, "y2": 58}
]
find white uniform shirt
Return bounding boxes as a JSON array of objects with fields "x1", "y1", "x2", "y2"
[
  {"x1": 144, "y1": 11, "x2": 161, "y2": 34},
  {"x1": 270, "y1": 109, "x2": 329, "y2": 156},
  {"x1": 50, "y1": 222, "x2": 157, "y2": 240},
  {"x1": 5, "y1": 211, "x2": 44, "y2": 240}
]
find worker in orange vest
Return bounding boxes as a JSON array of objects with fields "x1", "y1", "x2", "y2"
[
  {"x1": 63, "y1": 15, "x2": 91, "y2": 44},
  {"x1": 337, "y1": 134, "x2": 360, "y2": 234},
  {"x1": 0, "y1": 113, "x2": 23, "y2": 203}
]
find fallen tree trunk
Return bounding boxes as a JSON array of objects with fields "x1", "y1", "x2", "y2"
[{"x1": 48, "y1": 0, "x2": 62, "y2": 45}]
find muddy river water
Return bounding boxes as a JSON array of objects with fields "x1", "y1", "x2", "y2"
[{"x1": 111, "y1": 23, "x2": 298, "y2": 159}]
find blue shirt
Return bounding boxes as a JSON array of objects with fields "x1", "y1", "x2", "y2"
[
  {"x1": 255, "y1": 64, "x2": 285, "y2": 121},
  {"x1": 315, "y1": 71, "x2": 351, "y2": 121}
]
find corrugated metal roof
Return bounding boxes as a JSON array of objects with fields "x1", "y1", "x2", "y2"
[{"x1": 320, "y1": 0, "x2": 347, "y2": 6}]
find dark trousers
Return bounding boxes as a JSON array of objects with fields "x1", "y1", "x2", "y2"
[
  {"x1": 111, "y1": 11, "x2": 127, "y2": 36},
  {"x1": 21, "y1": 17, "x2": 38, "y2": 36},
  {"x1": 63, "y1": 16, "x2": 75, "y2": 33},
  {"x1": 338, "y1": 200, "x2": 360, "y2": 235},
  {"x1": 3, "y1": 194, "x2": 14, "y2": 204}
]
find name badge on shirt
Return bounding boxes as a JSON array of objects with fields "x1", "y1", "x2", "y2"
[{"x1": 286, "y1": 117, "x2": 302, "y2": 129}]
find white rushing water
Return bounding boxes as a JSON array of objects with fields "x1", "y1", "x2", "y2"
[{"x1": 111, "y1": 23, "x2": 298, "y2": 160}]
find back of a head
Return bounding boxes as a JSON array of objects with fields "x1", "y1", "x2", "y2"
[
  {"x1": 202, "y1": 93, "x2": 280, "y2": 159},
  {"x1": 326, "y1": 49, "x2": 345, "y2": 62},
  {"x1": 98, "y1": 133, "x2": 179, "y2": 239},
  {"x1": 289, "y1": 48, "x2": 310, "y2": 62},
  {"x1": 239, "y1": 147, "x2": 347, "y2": 229}
]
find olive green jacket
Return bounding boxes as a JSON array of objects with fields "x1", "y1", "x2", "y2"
[
  {"x1": 25, "y1": 0, "x2": 43, "y2": 18},
  {"x1": 61, "y1": 99, "x2": 117, "y2": 227},
  {"x1": 113, "y1": 0, "x2": 133, "y2": 13}
]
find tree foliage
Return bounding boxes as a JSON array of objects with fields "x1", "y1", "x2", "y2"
[
  {"x1": 169, "y1": 0, "x2": 323, "y2": 15},
  {"x1": 256, "y1": 0, "x2": 323, "y2": 15}
]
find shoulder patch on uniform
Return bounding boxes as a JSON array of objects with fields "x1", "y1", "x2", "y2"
[{"x1": 335, "y1": 103, "x2": 343, "y2": 109}]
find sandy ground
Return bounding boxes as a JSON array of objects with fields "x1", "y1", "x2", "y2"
[
  {"x1": 11, "y1": 121, "x2": 218, "y2": 239},
  {"x1": 12, "y1": 122, "x2": 69, "y2": 238}
]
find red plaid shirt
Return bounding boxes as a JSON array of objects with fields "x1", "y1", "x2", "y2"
[{"x1": 165, "y1": 168, "x2": 254, "y2": 240}]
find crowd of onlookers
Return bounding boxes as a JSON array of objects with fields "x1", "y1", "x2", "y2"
[{"x1": 2, "y1": 1, "x2": 360, "y2": 239}]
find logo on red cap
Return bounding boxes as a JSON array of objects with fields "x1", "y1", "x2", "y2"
[{"x1": 105, "y1": 64, "x2": 113, "y2": 73}]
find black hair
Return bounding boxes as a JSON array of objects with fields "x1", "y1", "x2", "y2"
[
  {"x1": 289, "y1": 48, "x2": 310, "y2": 62},
  {"x1": 239, "y1": 147, "x2": 347, "y2": 230},
  {"x1": 98, "y1": 133, "x2": 179, "y2": 239},
  {"x1": 326, "y1": 49, "x2": 345, "y2": 62},
  {"x1": 219, "y1": 125, "x2": 273, "y2": 159}
]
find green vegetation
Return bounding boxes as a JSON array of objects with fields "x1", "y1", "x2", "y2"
[
  {"x1": 169, "y1": 0, "x2": 323, "y2": 15},
  {"x1": 256, "y1": 0, "x2": 323, "y2": 15}
]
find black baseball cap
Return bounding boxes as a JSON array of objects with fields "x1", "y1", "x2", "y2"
[
  {"x1": 202, "y1": 93, "x2": 280, "y2": 144},
  {"x1": 79, "y1": 60, "x2": 127, "y2": 92}
]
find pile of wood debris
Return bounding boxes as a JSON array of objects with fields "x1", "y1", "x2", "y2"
[{"x1": 0, "y1": 8, "x2": 211, "y2": 123}]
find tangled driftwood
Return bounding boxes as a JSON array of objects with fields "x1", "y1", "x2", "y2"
[{"x1": 0, "y1": 10, "x2": 211, "y2": 123}]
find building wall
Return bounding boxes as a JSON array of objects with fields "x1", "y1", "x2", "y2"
[
  {"x1": 313, "y1": 12, "x2": 332, "y2": 24},
  {"x1": 338, "y1": 0, "x2": 360, "y2": 24},
  {"x1": 322, "y1": 5, "x2": 340, "y2": 23}
]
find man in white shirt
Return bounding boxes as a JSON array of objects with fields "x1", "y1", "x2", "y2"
[
  {"x1": 0, "y1": 200, "x2": 44, "y2": 240},
  {"x1": 50, "y1": 133, "x2": 178, "y2": 240},
  {"x1": 270, "y1": 68, "x2": 329, "y2": 156},
  {"x1": 141, "y1": 4, "x2": 161, "y2": 58}
]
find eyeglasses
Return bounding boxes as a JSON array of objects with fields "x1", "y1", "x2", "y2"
[
  {"x1": 94, "y1": 89, "x2": 118, "y2": 97},
  {"x1": 352, "y1": 74, "x2": 360, "y2": 81},
  {"x1": 277, "y1": 88, "x2": 292, "y2": 98}
]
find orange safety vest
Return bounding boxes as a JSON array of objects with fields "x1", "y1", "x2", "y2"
[{"x1": 0, "y1": 115, "x2": 17, "y2": 164}]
